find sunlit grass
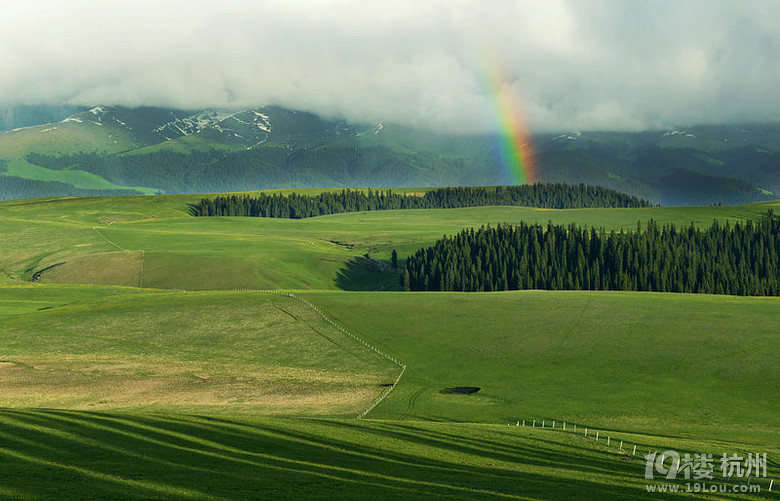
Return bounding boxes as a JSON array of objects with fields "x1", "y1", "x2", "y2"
[{"x1": 0, "y1": 289, "x2": 398, "y2": 415}]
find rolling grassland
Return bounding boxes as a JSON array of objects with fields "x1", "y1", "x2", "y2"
[{"x1": 0, "y1": 193, "x2": 777, "y2": 499}]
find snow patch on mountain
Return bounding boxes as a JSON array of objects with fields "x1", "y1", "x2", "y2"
[
  {"x1": 152, "y1": 110, "x2": 235, "y2": 138},
  {"x1": 555, "y1": 131, "x2": 581, "y2": 141},
  {"x1": 662, "y1": 130, "x2": 696, "y2": 139},
  {"x1": 357, "y1": 122, "x2": 384, "y2": 137},
  {"x1": 252, "y1": 112, "x2": 271, "y2": 132}
]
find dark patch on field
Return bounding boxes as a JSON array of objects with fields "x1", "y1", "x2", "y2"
[
  {"x1": 440, "y1": 387, "x2": 481, "y2": 395},
  {"x1": 31, "y1": 262, "x2": 66, "y2": 281},
  {"x1": 328, "y1": 240, "x2": 355, "y2": 249},
  {"x1": 334, "y1": 256, "x2": 399, "y2": 291}
]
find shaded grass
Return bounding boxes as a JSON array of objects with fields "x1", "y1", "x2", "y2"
[{"x1": 1, "y1": 410, "x2": 772, "y2": 500}]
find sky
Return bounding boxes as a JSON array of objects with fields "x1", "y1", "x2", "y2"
[{"x1": 0, "y1": 0, "x2": 778, "y2": 134}]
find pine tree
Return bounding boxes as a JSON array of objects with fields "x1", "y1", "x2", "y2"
[{"x1": 401, "y1": 212, "x2": 779, "y2": 297}]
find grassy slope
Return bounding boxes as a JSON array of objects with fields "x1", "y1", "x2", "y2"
[
  {"x1": 1, "y1": 193, "x2": 776, "y2": 289},
  {"x1": 303, "y1": 291, "x2": 779, "y2": 445},
  {"x1": 0, "y1": 285, "x2": 776, "y2": 499},
  {"x1": 0, "y1": 122, "x2": 157, "y2": 193},
  {"x1": 0, "y1": 287, "x2": 398, "y2": 415},
  {"x1": 0, "y1": 195, "x2": 778, "y2": 499},
  {"x1": 4, "y1": 412, "x2": 774, "y2": 500}
]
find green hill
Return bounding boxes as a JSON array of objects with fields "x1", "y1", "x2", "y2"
[
  {"x1": 303, "y1": 290, "x2": 778, "y2": 444},
  {"x1": 7, "y1": 281, "x2": 773, "y2": 442},
  {"x1": 1, "y1": 192, "x2": 775, "y2": 291},
  {"x1": 0, "y1": 287, "x2": 398, "y2": 415},
  {"x1": 0, "y1": 192, "x2": 777, "y2": 499},
  {"x1": 0, "y1": 285, "x2": 776, "y2": 499}
]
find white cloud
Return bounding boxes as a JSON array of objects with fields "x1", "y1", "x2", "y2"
[{"x1": 0, "y1": 0, "x2": 777, "y2": 133}]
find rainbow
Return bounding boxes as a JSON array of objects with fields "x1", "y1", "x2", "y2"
[{"x1": 484, "y1": 67, "x2": 536, "y2": 185}]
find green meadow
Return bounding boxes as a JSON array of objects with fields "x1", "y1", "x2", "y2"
[
  {"x1": 0, "y1": 193, "x2": 777, "y2": 499},
  {"x1": 1, "y1": 193, "x2": 776, "y2": 290},
  {"x1": 303, "y1": 291, "x2": 778, "y2": 444},
  {"x1": 0, "y1": 288, "x2": 398, "y2": 415}
]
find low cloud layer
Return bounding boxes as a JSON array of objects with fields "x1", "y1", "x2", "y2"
[{"x1": 1, "y1": 0, "x2": 777, "y2": 133}]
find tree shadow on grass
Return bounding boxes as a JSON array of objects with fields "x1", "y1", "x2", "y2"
[
  {"x1": 334, "y1": 256, "x2": 400, "y2": 291},
  {"x1": 0, "y1": 409, "x2": 701, "y2": 500}
]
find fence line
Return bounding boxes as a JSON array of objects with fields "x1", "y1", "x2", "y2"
[
  {"x1": 246, "y1": 289, "x2": 407, "y2": 419},
  {"x1": 357, "y1": 364, "x2": 407, "y2": 420},
  {"x1": 92, "y1": 226, "x2": 125, "y2": 251},
  {"x1": 510, "y1": 416, "x2": 775, "y2": 490},
  {"x1": 514, "y1": 417, "x2": 646, "y2": 459},
  {"x1": 138, "y1": 250, "x2": 145, "y2": 288}
]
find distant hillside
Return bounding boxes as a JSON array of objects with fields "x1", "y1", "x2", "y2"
[
  {"x1": 532, "y1": 126, "x2": 780, "y2": 205},
  {"x1": 0, "y1": 104, "x2": 776, "y2": 204}
]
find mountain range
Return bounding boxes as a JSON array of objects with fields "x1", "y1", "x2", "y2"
[{"x1": 0, "y1": 104, "x2": 777, "y2": 205}]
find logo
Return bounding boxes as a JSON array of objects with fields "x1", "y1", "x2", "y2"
[{"x1": 645, "y1": 450, "x2": 766, "y2": 481}]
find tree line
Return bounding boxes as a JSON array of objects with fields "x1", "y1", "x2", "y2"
[
  {"x1": 401, "y1": 211, "x2": 779, "y2": 296},
  {"x1": 189, "y1": 184, "x2": 653, "y2": 218}
]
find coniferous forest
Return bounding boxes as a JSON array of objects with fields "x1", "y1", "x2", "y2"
[
  {"x1": 402, "y1": 211, "x2": 779, "y2": 296},
  {"x1": 189, "y1": 184, "x2": 653, "y2": 218}
]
